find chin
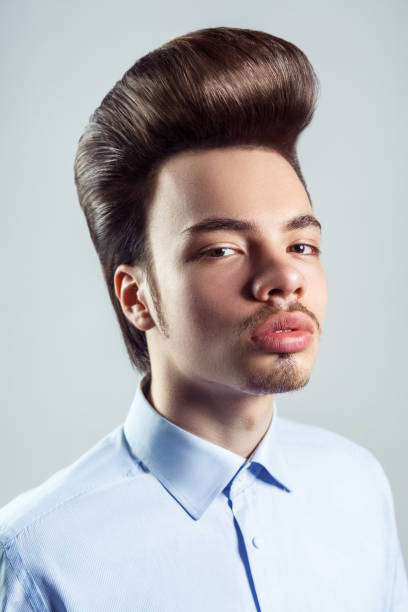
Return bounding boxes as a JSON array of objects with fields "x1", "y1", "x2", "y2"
[{"x1": 237, "y1": 351, "x2": 314, "y2": 395}]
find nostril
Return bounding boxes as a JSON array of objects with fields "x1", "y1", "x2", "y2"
[{"x1": 267, "y1": 288, "x2": 283, "y2": 296}]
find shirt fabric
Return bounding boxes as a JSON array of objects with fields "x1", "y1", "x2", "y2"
[{"x1": 1, "y1": 375, "x2": 407, "y2": 611}]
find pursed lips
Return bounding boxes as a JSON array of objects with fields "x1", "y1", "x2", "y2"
[{"x1": 250, "y1": 311, "x2": 315, "y2": 338}]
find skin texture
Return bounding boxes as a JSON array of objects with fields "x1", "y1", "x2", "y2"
[{"x1": 114, "y1": 147, "x2": 328, "y2": 458}]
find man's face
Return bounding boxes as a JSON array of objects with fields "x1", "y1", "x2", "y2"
[{"x1": 141, "y1": 146, "x2": 327, "y2": 395}]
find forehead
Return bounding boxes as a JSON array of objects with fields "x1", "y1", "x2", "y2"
[{"x1": 147, "y1": 147, "x2": 312, "y2": 238}]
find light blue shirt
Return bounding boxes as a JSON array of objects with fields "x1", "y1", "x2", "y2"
[{"x1": 1, "y1": 375, "x2": 407, "y2": 611}]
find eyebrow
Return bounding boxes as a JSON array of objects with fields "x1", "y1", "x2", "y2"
[{"x1": 181, "y1": 214, "x2": 322, "y2": 237}]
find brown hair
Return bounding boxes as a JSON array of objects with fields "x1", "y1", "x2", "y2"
[{"x1": 74, "y1": 26, "x2": 319, "y2": 376}]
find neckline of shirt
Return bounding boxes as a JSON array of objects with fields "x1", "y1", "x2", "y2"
[{"x1": 123, "y1": 375, "x2": 292, "y2": 520}]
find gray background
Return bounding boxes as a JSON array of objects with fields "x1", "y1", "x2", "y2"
[{"x1": 1, "y1": 0, "x2": 407, "y2": 564}]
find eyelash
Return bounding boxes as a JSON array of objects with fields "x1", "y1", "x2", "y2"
[{"x1": 198, "y1": 243, "x2": 321, "y2": 259}]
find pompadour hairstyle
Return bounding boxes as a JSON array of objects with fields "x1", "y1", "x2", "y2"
[{"x1": 74, "y1": 26, "x2": 320, "y2": 376}]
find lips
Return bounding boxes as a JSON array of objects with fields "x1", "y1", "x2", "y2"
[
  {"x1": 250, "y1": 312, "x2": 315, "y2": 353},
  {"x1": 251, "y1": 312, "x2": 315, "y2": 336}
]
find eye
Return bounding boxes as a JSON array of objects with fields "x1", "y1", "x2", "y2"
[
  {"x1": 289, "y1": 243, "x2": 321, "y2": 255},
  {"x1": 199, "y1": 247, "x2": 236, "y2": 259}
]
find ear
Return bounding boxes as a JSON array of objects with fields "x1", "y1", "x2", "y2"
[{"x1": 114, "y1": 264, "x2": 155, "y2": 332}]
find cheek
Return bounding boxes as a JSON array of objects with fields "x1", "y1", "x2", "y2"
[
  {"x1": 180, "y1": 271, "x2": 241, "y2": 325},
  {"x1": 310, "y1": 271, "x2": 328, "y2": 323},
  {"x1": 184, "y1": 265, "x2": 232, "y2": 297}
]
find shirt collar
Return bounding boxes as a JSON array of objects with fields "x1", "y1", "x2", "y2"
[{"x1": 123, "y1": 375, "x2": 292, "y2": 520}]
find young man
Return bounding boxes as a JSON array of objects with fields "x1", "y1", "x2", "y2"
[{"x1": 1, "y1": 27, "x2": 407, "y2": 611}]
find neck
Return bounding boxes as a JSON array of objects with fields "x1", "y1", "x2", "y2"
[{"x1": 142, "y1": 371, "x2": 274, "y2": 459}]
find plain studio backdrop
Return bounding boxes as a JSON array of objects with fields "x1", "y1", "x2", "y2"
[{"x1": 1, "y1": 0, "x2": 407, "y2": 564}]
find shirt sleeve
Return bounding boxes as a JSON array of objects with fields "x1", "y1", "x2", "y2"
[
  {"x1": 388, "y1": 535, "x2": 408, "y2": 612},
  {"x1": 0, "y1": 543, "x2": 43, "y2": 612},
  {"x1": 368, "y1": 452, "x2": 408, "y2": 611}
]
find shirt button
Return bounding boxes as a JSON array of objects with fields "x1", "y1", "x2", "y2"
[{"x1": 252, "y1": 536, "x2": 262, "y2": 549}]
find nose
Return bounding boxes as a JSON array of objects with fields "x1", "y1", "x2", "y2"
[{"x1": 251, "y1": 255, "x2": 306, "y2": 302}]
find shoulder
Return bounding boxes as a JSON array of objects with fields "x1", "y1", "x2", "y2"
[
  {"x1": 276, "y1": 414, "x2": 393, "y2": 502},
  {"x1": 0, "y1": 424, "x2": 138, "y2": 547},
  {"x1": 0, "y1": 424, "x2": 147, "y2": 609},
  {"x1": 277, "y1": 413, "x2": 382, "y2": 463}
]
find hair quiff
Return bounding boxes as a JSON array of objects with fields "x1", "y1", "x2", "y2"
[{"x1": 74, "y1": 26, "x2": 320, "y2": 375}]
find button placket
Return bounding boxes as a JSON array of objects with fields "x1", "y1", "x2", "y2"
[{"x1": 226, "y1": 477, "x2": 266, "y2": 611}]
